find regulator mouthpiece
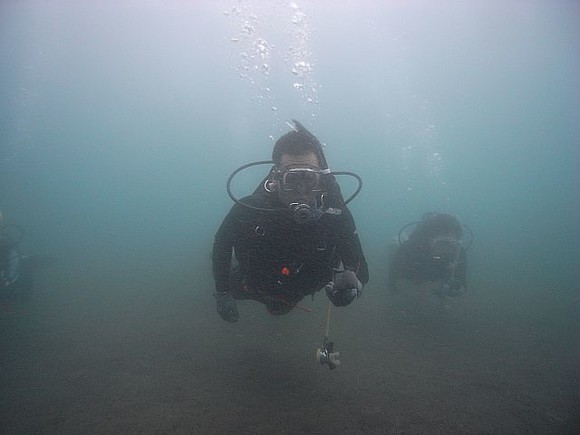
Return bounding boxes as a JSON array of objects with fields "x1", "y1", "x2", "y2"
[
  {"x1": 290, "y1": 203, "x2": 315, "y2": 224},
  {"x1": 316, "y1": 338, "x2": 340, "y2": 370}
]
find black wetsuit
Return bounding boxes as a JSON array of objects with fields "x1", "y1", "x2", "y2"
[
  {"x1": 212, "y1": 190, "x2": 368, "y2": 314},
  {"x1": 388, "y1": 241, "x2": 467, "y2": 292}
]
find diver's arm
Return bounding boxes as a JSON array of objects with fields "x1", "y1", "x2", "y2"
[
  {"x1": 212, "y1": 207, "x2": 239, "y2": 294},
  {"x1": 324, "y1": 208, "x2": 368, "y2": 307},
  {"x1": 212, "y1": 207, "x2": 242, "y2": 322},
  {"x1": 336, "y1": 207, "x2": 369, "y2": 285}
]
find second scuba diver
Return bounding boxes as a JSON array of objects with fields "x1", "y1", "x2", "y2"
[
  {"x1": 0, "y1": 212, "x2": 34, "y2": 308},
  {"x1": 388, "y1": 212, "x2": 470, "y2": 298}
]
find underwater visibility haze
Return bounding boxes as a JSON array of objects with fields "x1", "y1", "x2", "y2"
[{"x1": 1, "y1": 0, "x2": 579, "y2": 433}]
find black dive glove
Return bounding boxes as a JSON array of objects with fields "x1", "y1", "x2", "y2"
[
  {"x1": 215, "y1": 292, "x2": 239, "y2": 322},
  {"x1": 325, "y1": 270, "x2": 363, "y2": 307}
]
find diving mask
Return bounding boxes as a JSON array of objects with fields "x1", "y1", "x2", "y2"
[
  {"x1": 430, "y1": 235, "x2": 461, "y2": 259},
  {"x1": 279, "y1": 166, "x2": 322, "y2": 192}
]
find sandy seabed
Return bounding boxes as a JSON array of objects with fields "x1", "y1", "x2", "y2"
[{"x1": 1, "y1": 264, "x2": 579, "y2": 434}]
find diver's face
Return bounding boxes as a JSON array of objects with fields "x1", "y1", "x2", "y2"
[
  {"x1": 276, "y1": 151, "x2": 321, "y2": 205},
  {"x1": 430, "y1": 233, "x2": 460, "y2": 260}
]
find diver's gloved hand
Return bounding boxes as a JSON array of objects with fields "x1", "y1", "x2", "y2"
[
  {"x1": 325, "y1": 270, "x2": 363, "y2": 307},
  {"x1": 215, "y1": 292, "x2": 239, "y2": 322}
]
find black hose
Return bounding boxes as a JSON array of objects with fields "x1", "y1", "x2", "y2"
[
  {"x1": 398, "y1": 221, "x2": 422, "y2": 245},
  {"x1": 226, "y1": 160, "x2": 285, "y2": 212},
  {"x1": 226, "y1": 162, "x2": 363, "y2": 210},
  {"x1": 396, "y1": 221, "x2": 474, "y2": 250},
  {"x1": 332, "y1": 171, "x2": 362, "y2": 205}
]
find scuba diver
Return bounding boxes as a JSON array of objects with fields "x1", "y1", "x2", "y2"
[
  {"x1": 0, "y1": 211, "x2": 27, "y2": 307},
  {"x1": 212, "y1": 120, "x2": 369, "y2": 322},
  {"x1": 388, "y1": 212, "x2": 470, "y2": 299},
  {"x1": 0, "y1": 211, "x2": 52, "y2": 310}
]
